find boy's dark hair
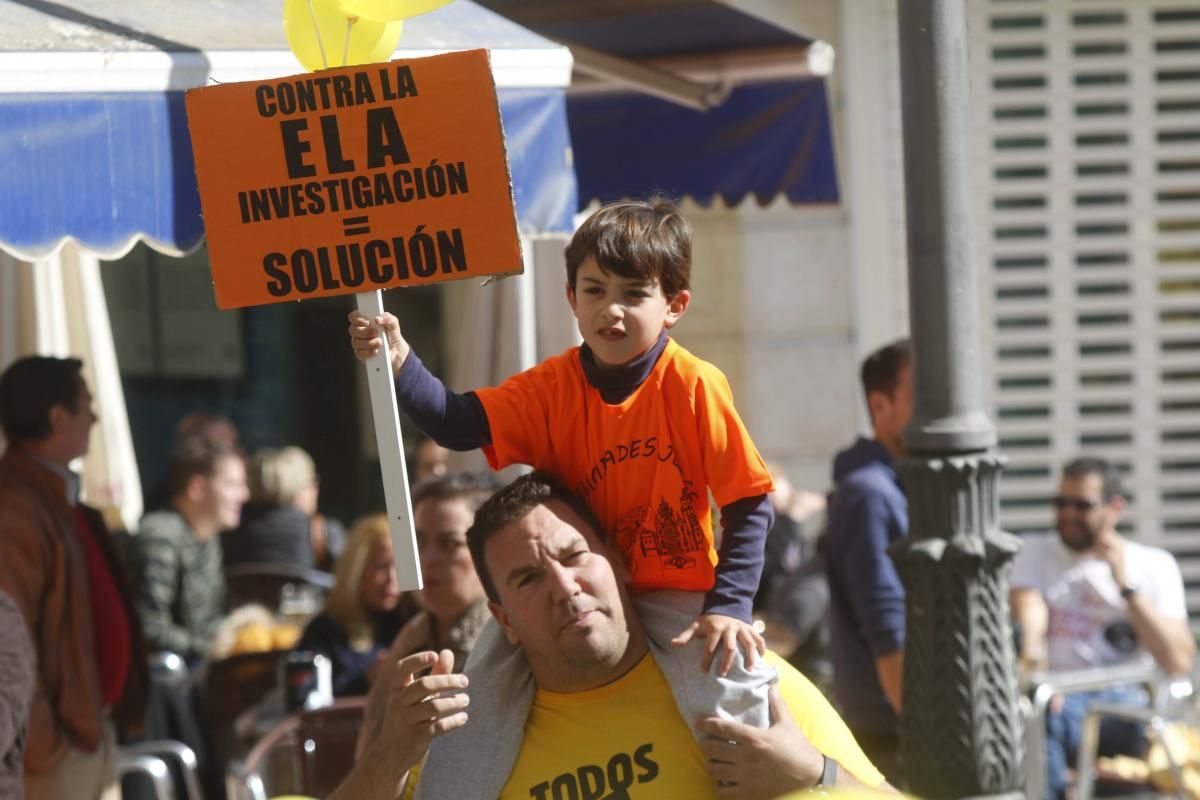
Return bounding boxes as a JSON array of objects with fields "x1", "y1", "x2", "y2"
[
  {"x1": 166, "y1": 437, "x2": 243, "y2": 499},
  {"x1": 1062, "y1": 456, "x2": 1125, "y2": 501},
  {"x1": 466, "y1": 471, "x2": 609, "y2": 603},
  {"x1": 412, "y1": 471, "x2": 502, "y2": 515},
  {"x1": 0, "y1": 356, "x2": 84, "y2": 443},
  {"x1": 565, "y1": 197, "x2": 691, "y2": 298},
  {"x1": 860, "y1": 339, "x2": 913, "y2": 402}
]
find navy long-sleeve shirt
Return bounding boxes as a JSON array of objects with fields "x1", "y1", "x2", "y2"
[
  {"x1": 824, "y1": 436, "x2": 908, "y2": 733},
  {"x1": 393, "y1": 332, "x2": 771, "y2": 621}
]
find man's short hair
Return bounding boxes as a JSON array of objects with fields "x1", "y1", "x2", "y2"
[
  {"x1": 0, "y1": 356, "x2": 84, "y2": 443},
  {"x1": 466, "y1": 471, "x2": 608, "y2": 603},
  {"x1": 860, "y1": 339, "x2": 912, "y2": 402},
  {"x1": 1063, "y1": 456, "x2": 1125, "y2": 501},
  {"x1": 173, "y1": 412, "x2": 238, "y2": 451},
  {"x1": 249, "y1": 446, "x2": 315, "y2": 505},
  {"x1": 565, "y1": 197, "x2": 692, "y2": 298},
  {"x1": 412, "y1": 471, "x2": 502, "y2": 515},
  {"x1": 167, "y1": 437, "x2": 242, "y2": 499}
]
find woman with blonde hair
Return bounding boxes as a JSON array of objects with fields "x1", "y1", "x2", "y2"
[
  {"x1": 222, "y1": 445, "x2": 347, "y2": 571},
  {"x1": 294, "y1": 514, "x2": 415, "y2": 695},
  {"x1": 356, "y1": 473, "x2": 497, "y2": 757}
]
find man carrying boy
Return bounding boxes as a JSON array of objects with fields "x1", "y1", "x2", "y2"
[
  {"x1": 349, "y1": 199, "x2": 777, "y2": 782},
  {"x1": 332, "y1": 473, "x2": 888, "y2": 800}
]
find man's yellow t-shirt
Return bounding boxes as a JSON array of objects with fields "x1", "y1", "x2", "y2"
[{"x1": 498, "y1": 650, "x2": 883, "y2": 799}]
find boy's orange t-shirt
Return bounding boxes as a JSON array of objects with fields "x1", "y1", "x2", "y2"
[{"x1": 474, "y1": 339, "x2": 774, "y2": 593}]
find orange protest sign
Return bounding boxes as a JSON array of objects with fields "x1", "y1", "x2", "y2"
[{"x1": 185, "y1": 49, "x2": 522, "y2": 309}]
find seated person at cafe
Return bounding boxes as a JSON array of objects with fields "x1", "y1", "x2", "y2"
[
  {"x1": 296, "y1": 514, "x2": 416, "y2": 696},
  {"x1": 357, "y1": 472, "x2": 498, "y2": 756},
  {"x1": 131, "y1": 437, "x2": 249, "y2": 662},
  {"x1": 223, "y1": 445, "x2": 346, "y2": 572},
  {"x1": 1011, "y1": 457, "x2": 1195, "y2": 800}
]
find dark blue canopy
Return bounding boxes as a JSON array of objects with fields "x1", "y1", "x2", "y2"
[{"x1": 569, "y1": 78, "x2": 838, "y2": 208}]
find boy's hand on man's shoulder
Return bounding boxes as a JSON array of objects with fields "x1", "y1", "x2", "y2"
[
  {"x1": 671, "y1": 613, "x2": 767, "y2": 676},
  {"x1": 348, "y1": 309, "x2": 410, "y2": 376}
]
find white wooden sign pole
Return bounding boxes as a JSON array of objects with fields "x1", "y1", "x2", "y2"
[{"x1": 357, "y1": 288, "x2": 422, "y2": 591}]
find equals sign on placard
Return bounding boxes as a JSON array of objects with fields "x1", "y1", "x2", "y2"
[{"x1": 343, "y1": 216, "x2": 371, "y2": 236}]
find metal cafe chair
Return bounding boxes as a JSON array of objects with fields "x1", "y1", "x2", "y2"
[
  {"x1": 202, "y1": 648, "x2": 295, "y2": 796},
  {"x1": 120, "y1": 739, "x2": 206, "y2": 800},
  {"x1": 116, "y1": 751, "x2": 174, "y2": 800},
  {"x1": 227, "y1": 697, "x2": 367, "y2": 800},
  {"x1": 1073, "y1": 672, "x2": 1197, "y2": 800},
  {"x1": 1021, "y1": 660, "x2": 1167, "y2": 800}
]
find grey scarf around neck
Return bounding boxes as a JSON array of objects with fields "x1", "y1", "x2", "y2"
[{"x1": 414, "y1": 591, "x2": 775, "y2": 799}]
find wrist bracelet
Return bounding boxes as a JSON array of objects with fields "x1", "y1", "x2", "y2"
[{"x1": 817, "y1": 756, "x2": 838, "y2": 789}]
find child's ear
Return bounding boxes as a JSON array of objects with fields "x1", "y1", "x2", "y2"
[
  {"x1": 565, "y1": 281, "x2": 577, "y2": 313},
  {"x1": 664, "y1": 289, "x2": 691, "y2": 328}
]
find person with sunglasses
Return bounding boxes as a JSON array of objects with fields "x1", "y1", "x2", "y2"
[{"x1": 1010, "y1": 456, "x2": 1195, "y2": 800}]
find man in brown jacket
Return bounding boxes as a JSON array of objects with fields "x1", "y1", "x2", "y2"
[{"x1": 0, "y1": 356, "x2": 149, "y2": 799}]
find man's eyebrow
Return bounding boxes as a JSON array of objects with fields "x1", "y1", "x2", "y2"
[
  {"x1": 559, "y1": 534, "x2": 588, "y2": 554},
  {"x1": 415, "y1": 527, "x2": 459, "y2": 540},
  {"x1": 554, "y1": 533, "x2": 591, "y2": 557},
  {"x1": 502, "y1": 534, "x2": 591, "y2": 588},
  {"x1": 505, "y1": 562, "x2": 541, "y2": 589}
]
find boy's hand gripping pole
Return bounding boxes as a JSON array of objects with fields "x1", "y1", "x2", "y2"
[{"x1": 356, "y1": 289, "x2": 422, "y2": 591}]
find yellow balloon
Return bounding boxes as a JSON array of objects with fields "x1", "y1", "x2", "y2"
[
  {"x1": 338, "y1": 0, "x2": 454, "y2": 23},
  {"x1": 283, "y1": 0, "x2": 404, "y2": 72}
]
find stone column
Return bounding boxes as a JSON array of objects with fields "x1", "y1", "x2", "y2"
[{"x1": 893, "y1": 2, "x2": 1025, "y2": 797}]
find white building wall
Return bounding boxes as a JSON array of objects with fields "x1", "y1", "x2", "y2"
[
  {"x1": 673, "y1": 201, "x2": 857, "y2": 492},
  {"x1": 966, "y1": 1, "x2": 1200, "y2": 627},
  {"x1": 529, "y1": 0, "x2": 921, "y2": 499},
  {"x1": 671, "y1": 0, "x2": 911, "y2": 494},
  {"x1": 720, "y1": 0, "x2": 1200, "y2": 630},
  {"x1": 837, "y1": 0, "x2": 910, "y2": 362}
]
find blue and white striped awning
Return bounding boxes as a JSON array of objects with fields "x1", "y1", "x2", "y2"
[{"x1": 0, "y1": 0, "x2": 578, "y2": 261}]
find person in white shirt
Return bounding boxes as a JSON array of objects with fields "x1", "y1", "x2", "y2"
[{"x1": 1011, "y1": 456, "x2": 1195, "y2": 799}]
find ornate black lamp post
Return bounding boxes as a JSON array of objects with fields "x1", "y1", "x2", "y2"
[{"x1": 893, "y1": 2, "x2": 1025, "y2": 797}]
